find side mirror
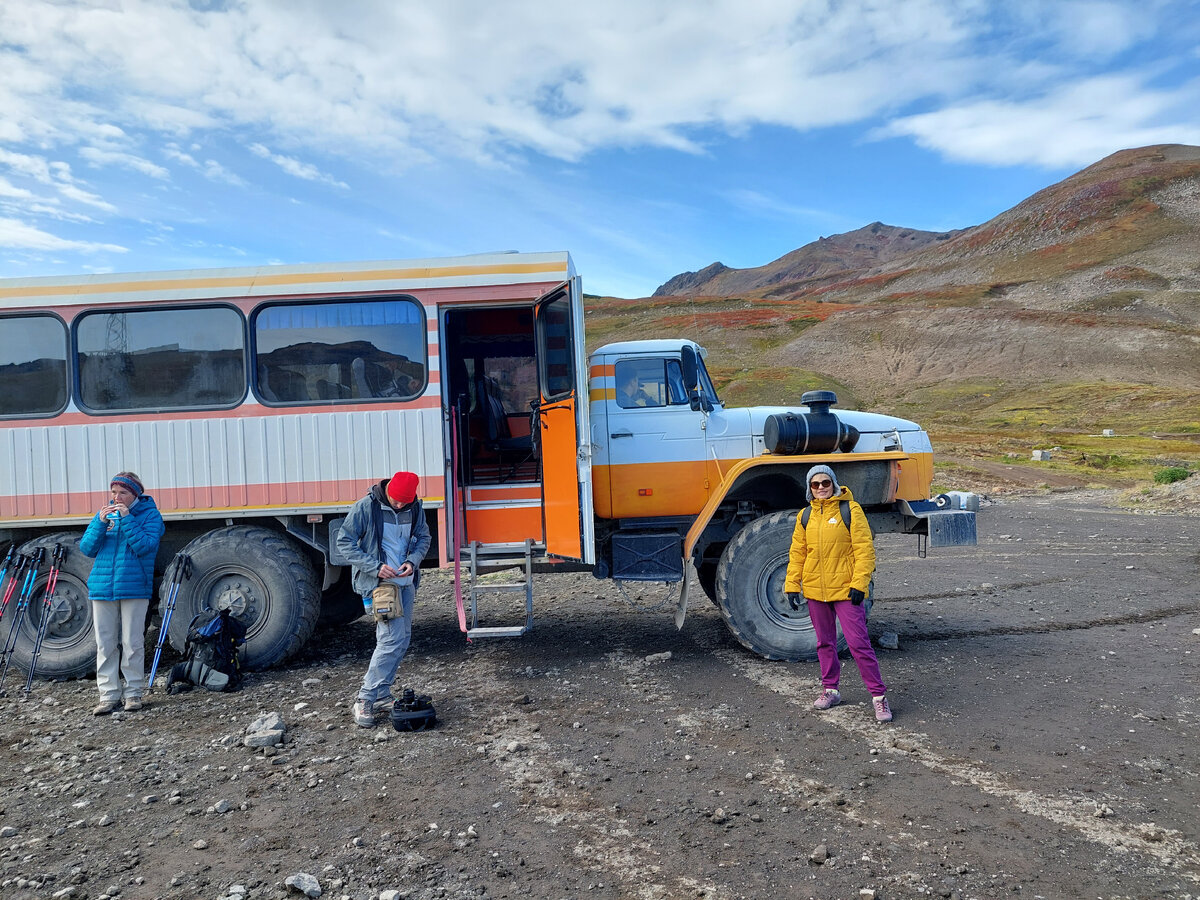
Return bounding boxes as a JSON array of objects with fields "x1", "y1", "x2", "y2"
[{"x1": 680, "y1": 345, "x2": 707, "y2": 412}]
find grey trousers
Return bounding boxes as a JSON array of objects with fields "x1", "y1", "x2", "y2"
[
  {"x1": 92, "y1": 599, "x2": 149, "y2": 700},
  {"x1": 357, "y1": 585, "x2": 415, "y2": 703}
]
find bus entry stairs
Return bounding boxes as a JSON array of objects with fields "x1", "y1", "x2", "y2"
[{"x1": 462, "y1": 539, "x2": 536, "y2": 639}]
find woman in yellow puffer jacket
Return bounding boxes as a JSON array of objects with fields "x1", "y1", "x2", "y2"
[{"x1": 784, "y1": 464, "x2": 892, "y2": 722}]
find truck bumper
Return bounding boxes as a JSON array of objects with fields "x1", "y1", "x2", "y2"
[{"x1": 896, "y1": 499, "x2": 978, "y2": 548}]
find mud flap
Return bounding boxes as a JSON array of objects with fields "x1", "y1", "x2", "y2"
[{"x1": 673, "y1": 558, "x2": 693, "y2": 631}]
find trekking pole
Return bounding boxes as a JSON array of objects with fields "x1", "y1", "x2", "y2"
[
  {"x1": 21, "y1": 543, "x2": 65, "y2": 699},
  {"x1": 0, "y1": 552, "x2": 29, "y2": 627},
  {"x1": 147, "y1": 553, "x2": 191, "y2": 693},
  {"x1": 0, "y1": 546, "x2": 45, "y2": 695},
  {"x1": 0, "y1": 544, "x2": 16, "y2": 605}
]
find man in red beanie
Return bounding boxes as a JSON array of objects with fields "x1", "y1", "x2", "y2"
[{"x1": 335, "y1": 471, "x2": 431, "y2": 727}]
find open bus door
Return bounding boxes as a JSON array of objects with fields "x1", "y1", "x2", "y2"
[{"x1": 533, "y1": 278, "x2": 594, "y2": 562}]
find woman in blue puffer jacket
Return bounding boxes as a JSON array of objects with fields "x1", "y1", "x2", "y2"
[{"x1": 80, "y1": 472, "x2": 164, "y2": 715}]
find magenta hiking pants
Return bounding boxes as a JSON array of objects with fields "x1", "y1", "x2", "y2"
[{"x1": 807, "y1": 598, "x2": 887, "y2": 696}]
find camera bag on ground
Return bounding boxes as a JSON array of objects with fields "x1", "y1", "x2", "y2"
[{"x1": 166, "y1": 608, "x2": 246, "y2": 693}]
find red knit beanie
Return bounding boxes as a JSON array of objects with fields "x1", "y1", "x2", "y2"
[{"x1": 386, "y1": 471, "x2": 419, "y2": 505}]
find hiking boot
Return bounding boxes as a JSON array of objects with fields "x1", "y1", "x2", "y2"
[
  {"x1": 352, "y1": 698, "x2": 375, "y2": 728},
  {"x1": 93, "y1": 698, "x2": 121, "y2": 716},
  {"x1": 813, "y1": 688, "x2": 841, "y2": 710},
  {"x1": 872, "y1": 695, "x2": 893, "y2": 723},
  {"x1": 123, "y1": 696, "x2": 143, "y2": 712}
]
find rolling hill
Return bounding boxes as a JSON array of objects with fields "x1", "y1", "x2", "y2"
[{"x1": 586, "y1": 144, "x2": 1200, "y2": 491}]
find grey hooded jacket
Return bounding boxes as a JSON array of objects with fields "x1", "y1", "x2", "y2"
[{"x1": 336, "y1": 480, "x2": 432, "y2": 597}]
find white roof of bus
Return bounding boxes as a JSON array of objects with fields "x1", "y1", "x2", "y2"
[
  {"x1": 593, "y1": 339, "x2": 705, "y2": 357},
  {"x1": 0, "y1": 250, "x2": 574, "y2": 308}
]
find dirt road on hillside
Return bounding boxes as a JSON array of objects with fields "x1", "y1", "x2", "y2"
[{"x1": 1, "y1": 494, "x2": 1197, "y2": 900}]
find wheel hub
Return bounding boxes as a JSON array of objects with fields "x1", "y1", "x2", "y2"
[{"x1": 213, "y1": 580, "x2": 257, "y2": 618}]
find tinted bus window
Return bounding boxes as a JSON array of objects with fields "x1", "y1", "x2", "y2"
[
  {"x1": 0, "y1": 315, "x2": 68, "y2": 417},
  {"x1": 253, "y1": 298, "x2": 426, "y2": 404},
  {"x1": 76, "y1": 307, "x2": 245, "y2": 412}
]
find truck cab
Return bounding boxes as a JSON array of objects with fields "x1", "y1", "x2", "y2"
[{"x1": 585, "y1": 338, "x2": 973, "y2": 658}]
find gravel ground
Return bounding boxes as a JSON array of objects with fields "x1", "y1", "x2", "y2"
[{"x1": 1, "y1": 493, "x2": 1197, "y2": 900}]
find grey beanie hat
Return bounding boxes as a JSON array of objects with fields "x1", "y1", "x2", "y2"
[{"x1": 804, "y1": 464, "x2": 841, "y2": 502}]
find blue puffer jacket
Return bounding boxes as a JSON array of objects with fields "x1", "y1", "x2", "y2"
[{"x1": 80, "y1": 495, "x2": 165, "y2": 602}]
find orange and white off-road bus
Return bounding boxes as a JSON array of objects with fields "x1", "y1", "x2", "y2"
[{"x1": 0, "y1": 251, "x2": 975, "y2": 679}]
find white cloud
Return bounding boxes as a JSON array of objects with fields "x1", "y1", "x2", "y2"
[
  {"x1": 880, "y1": 73, "x2": 1200, "y2": 167},
  {"x1": 721, "y1": 189, "x2": 850, "y2": 227},
  {"x1": 0, "y1": 177, "x2": 36, "y2": 200},
  {"x1": 248, "y1": 143, "x2": 349, "y2": 189},
  {"x1": 0, "y1": 217, "x2": 125, "y2": 252},
  {"x1": 55, "y1": 183, "x2": 117, "y2": 213},
  {"x1": 164, "y1": 143, "x2": 245, "y2": 185},
  {"x1": 1, "y1": 0, "x2": 1195, "y2": 173},
  {"x1": 79, "y1": 146, "x2": 170, "y2": 180}
]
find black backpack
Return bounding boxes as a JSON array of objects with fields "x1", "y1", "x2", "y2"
[{"x1": 166, "y1": 609, "x2": 247, "y2": 693}]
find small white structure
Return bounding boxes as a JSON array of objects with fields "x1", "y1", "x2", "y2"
[
  {"x1": 1102, "y1": 429, "x2": 1115, "y2": 437},
  {"x1": 1031, "y1": 449, "x2": 1052, "y2": 461}
]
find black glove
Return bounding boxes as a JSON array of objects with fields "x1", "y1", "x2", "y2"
[
  {"x1": 786, "y1": 592, "x2": 802, "y2": 610},
  {"x1": 848, "y1": 588, "x2": 865, "y2": 606}
]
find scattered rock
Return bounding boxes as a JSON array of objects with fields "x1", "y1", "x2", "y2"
[
  {"x1": 810, "y1": 843, "x2": 829, "y2": 865},
  {"x1": 0, "y1": 825, "x2": 17, "y2": 838},
  {"x1": 245, "y1": 711, "x2": 286, "y2": 747},
  {"x1": 644, "y1": 651, "x2": 672, "y2": 664},
  {"x1": 285, "y1": 872, "x2": 322, "y2": 897},
  {"x1": 877, "y1": 632, "x2": 900, "y2": 650}
]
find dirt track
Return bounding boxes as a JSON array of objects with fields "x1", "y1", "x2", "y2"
[{"x1": 1, "y1": 493, "x2": 1197, "y2": 900}]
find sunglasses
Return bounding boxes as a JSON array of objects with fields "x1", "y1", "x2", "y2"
[{"x1": 810, "y1": 478, "x2": 833, "y2": 488}]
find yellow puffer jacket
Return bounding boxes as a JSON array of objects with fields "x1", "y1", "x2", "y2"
[{"x1": 783, "y1": 486, "x2": 875, "y2": 602}]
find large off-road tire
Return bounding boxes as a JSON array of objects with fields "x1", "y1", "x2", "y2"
[
  {"x1": 715, "y1": 511, "x2": 871, "y2": 661},
  {"x1": 6, "y1": 533, "x2": 97, "y2": 680},
  {"x1": 165, "y1": 526, "x2": 320, "y2": 671}
]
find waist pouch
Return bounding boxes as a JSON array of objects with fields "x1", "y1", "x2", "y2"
[{"x1": 371, "y1": 583, "x2": 400, "y2": 622}]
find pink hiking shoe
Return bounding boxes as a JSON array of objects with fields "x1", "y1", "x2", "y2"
[
  {"x1": 872, "y1": 695, "x2": 893, "y2": 722},
  {"x1": 813, "y1": 688, "x2": 841, "y2": 710}
]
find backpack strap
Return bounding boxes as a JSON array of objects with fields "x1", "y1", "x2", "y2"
[{"x1": 801, "y1": 501, "x2": 851, "y2": 531}]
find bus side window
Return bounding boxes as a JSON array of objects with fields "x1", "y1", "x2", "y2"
[
  {"x1": 0, "y1": 314, "x2": 69, "y2": 417},
  {"x1": 253, "y1": 298, "x2": 426, "y2": 405}
]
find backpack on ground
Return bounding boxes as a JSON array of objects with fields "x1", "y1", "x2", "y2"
[{"x1": 166, "y1": 608, "x2": 246, "y2": 693}]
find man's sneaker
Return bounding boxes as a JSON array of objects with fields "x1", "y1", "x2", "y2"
[
  {"x1": 352, "y1": 698, "x2": 375, "y2": 728},
  {"x1": 872, "y1": 695, "x2": 893, "y2": 723},
  {"x1": 123, "y1": 696, "x2": 143, "y2": 712},
  {"x1": 93, "y1": 698, "x2": 121, "y2": 716},
  {"x1": 813, "y1": 689, "x2": 841, "y2": 710}
]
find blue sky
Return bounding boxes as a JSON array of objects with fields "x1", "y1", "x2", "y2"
[{"x1": 2, "y1": 1, "x2": 1199, "y2": 298}]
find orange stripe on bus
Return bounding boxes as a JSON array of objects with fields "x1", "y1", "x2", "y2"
[
  {"x1": 588, "y1": 364, "x2": 615, "y2": 378},
  {"x1": 0, "y1": 476, "x2": 444, "y2": 521}
]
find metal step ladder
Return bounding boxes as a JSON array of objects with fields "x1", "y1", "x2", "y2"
[{"x1": 464, "y1": 538, "x2": 535, "y2": 639}]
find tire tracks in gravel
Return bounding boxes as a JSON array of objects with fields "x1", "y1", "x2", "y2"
[
  {"x1": 415, "y1": 648, "x2": 732, "y2": 900},
  {"x1": 695, "y1": 640, "x2": 1200, "y2": 884}
]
